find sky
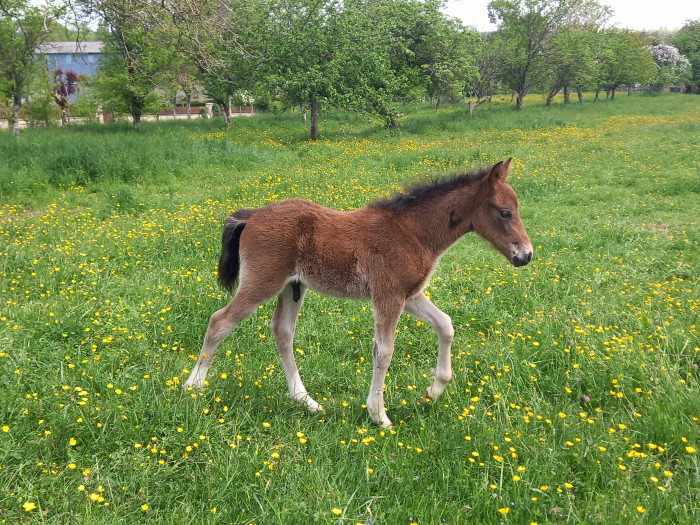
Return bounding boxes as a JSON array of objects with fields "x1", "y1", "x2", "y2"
[{"x1": 443, "y1": 0, "x2": 700, "y2": 32}]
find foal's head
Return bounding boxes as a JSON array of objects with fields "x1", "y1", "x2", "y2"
[{"x1": 472, "y1": 159, "x2": 533, "y2": 267}]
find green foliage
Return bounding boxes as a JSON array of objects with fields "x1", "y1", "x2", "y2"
[
  {"x1": 1, "y1": 95, "x2": 699, "y2": 523},
  {"x1": 603, "y1": 29, "x2": 656, "y2": 95},
  {"x1": 0, "y1": 0, "x2": 64, "y2": 136},
  {"x1": 93, "y1": 19, "x2": 165, "y2": 130},
  {"x1": 22, "y1": 66, "x2": 57, "y2": 124},
  {"x1": 671, "y1": 19, "x2": 700, "y2": 88},
  {"x1": 487, "y1": 0, "x2": 584, "y2": 108}
]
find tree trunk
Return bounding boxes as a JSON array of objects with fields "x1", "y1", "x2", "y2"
[
  {"x1": 563, "y1": 86, "x2": 570, "y2": 104},
  {"x1": 300, "y1": 103, "x2": 307, "y2": 122},
  {"x1": 310, "y1": 99, "x2": 320, "y2": 141},
  {"x1": 545, "y1": 89, "x2": 555, "y2": 106},
  {"x1": 133, "y1": 111, "x2": 142, "y2": 132},
  {"x1": 221, "y1": 97, "x2": 232, "y2": 127},
  {"x1": 610, "y1": 87, "x2": 616, "y2": 100},
  {"x1": 435, "y1": 96, "x2": 441, "y2": 112},
  {"x1": 186, "y1": 93, "x2": 192, "y2": 119},
  {"x1": 577, "y1": 86, "x2": 584, "y2": 103},
  {"x1": 515, "y1": 89, "x2": 526, "y2": 110},
  {"x1": 627, "y1": 84, "x2": 633, "y2": 96},
  {"x1": 468, "y1": 97, "x2": 488, "y2": 117},
  {"x1": 12, "y1": 93, "x2": 21, "y2": 138},
  {"x1": 510, "y1": 90, "x2": 516, "y2": 103},
  {"x1": 378, "y1": 106, "x2": 398, "y2": 129}
]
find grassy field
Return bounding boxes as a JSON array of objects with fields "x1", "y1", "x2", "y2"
[{"x1": 1, "y1": 94, "x2": 699, "y2": 524}]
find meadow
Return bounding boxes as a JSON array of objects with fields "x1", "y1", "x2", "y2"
[{"x1": 0, "y1": 94, "x2": 698, "y2": 524}]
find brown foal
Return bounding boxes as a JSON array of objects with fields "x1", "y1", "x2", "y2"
[{"x1": 185, "y1": 159, "x2": 533, "y2": 428}]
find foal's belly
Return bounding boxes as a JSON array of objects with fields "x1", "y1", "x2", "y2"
[{"x1": 297, "y1": 271, "x2": 371, "y2": 301}]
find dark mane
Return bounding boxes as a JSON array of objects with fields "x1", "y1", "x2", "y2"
[{"x1": 369, "y1": 166, "x2": 491, "y2": 213}]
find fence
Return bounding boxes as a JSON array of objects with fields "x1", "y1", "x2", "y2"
[{"x1": 0, "y1": 104, "x2": 254, "y2": 130}]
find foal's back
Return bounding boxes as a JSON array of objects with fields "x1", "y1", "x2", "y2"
[{"x1": 239, "y1": 199, "x2": 429, "y2": 300}]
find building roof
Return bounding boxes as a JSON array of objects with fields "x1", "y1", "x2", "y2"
[{"x1": 36, "y1": 41, "x2": 103, "y2": 55}]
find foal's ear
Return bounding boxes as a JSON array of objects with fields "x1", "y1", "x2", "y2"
[{"x1": 489, "y1": 158, "x2": 512, "y2": 181}]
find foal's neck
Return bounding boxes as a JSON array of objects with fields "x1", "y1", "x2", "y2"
[{"x1": 402, "y1": 186, "x2": 478, "y2": 256}]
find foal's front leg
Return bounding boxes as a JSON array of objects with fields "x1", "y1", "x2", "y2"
[
  {"x1": 366, "y1": 298, "x2": 404, "y2": 428},
  {"x1": 404, "y1": 293, "x2": 454, "y2": 402}
]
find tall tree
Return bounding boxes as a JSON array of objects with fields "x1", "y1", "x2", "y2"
[
  {"x1": 543, "y1": 24, "x2": 598, "y2": 104},
  {"x1": 488, "y1": 0, "x2": 607, "y2": 109},
  {"x1": 596, "y1": 29, "x2": 655, "y2": 99},
  {"x1": 671, "y1": 19, "x2": 700, "y2": 93},
  {"x1": 488, "y1": 0, "x2": 571, "y2": 109},
  {"x1": 466, "y1": 33, "x2": 503, "y2": 116},
  {"x1": 94, "y1": 19, "x2": 162, "y2": 131},
  {"x1": 415, "y1": 9, "x2": 478, "y2": 111},
  {"x1": 263, "y1": 0, "x2": 426, "y2": 139},
  {"x1": 649, "y1": 43, "x2": 690, "y2": 91},
  {"x1": 0, "y1": 0, "x2": 62, "y2": 137}
]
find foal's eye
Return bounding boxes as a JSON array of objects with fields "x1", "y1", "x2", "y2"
[{"x1": 499, "y1": 209, "x2": 512, "y2": 219}]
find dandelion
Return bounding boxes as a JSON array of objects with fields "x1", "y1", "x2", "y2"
[
  {"x1": 22, "y1": 501, "x2": 36, "y2": 512},
  {"x1": 331, "y1": 507, "x2": 343, "y2": 515},
  {"x1": 636, "y1": 506, "x2": 646, "y2": 514},
  {"x1": 685, "y1": 446, "x2": 696, "y2": 454},
  {"x1": 498, "y1": 507, "x2": 510, "y2": 515},
  {"x1": 141, "y1": 504, "x2": 149, "y2": 511}
]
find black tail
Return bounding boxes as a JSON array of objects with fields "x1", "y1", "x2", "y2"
[{"x1": 218, "y1": 209, "x2": 254, "y2": 293}]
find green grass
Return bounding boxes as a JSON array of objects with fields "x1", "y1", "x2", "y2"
[{"x1": 1, "y1": 94, "x2": 699, "y2": 524}]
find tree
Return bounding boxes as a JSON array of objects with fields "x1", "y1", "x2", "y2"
[
  {"x1": 263, "y1": 0, "x2": 359, "y2": 140},
  {"x1": 92, "y1": 8, "x2": 165, "y2": 131},
  {"x1": 649, "y1": 43, "x2": 690, "y2": 91},
  {"x1": 488, "y1": 0, "x2": 573, "y2": 109},
  {"x1": 543, "y1": 24, "x2": 597, "y2": 104},
  {"x1": 53, "y1": 67, "x2": 80, "y2": 125},
  {"x1": 488, "y1": 0, "x2": 608, "y2": 109},
  {"x1": 96, "y1": 18, "x2": 162, "y2": 131},
  {"x1": 415, "y1": 10, "x2": 478, "y2": 111},
  {"x1": 671, "y1": 20, "x2": 700, "y2": 92},
  {"x1": 263, "y1": 0, "x2": 422, "y2": 139},
  {"x1": 466, "y1": 33, "x2": 503, "y2": 115},
  {"x1": 596, "y1": 29, "x2": 655, "y2": 100},
  {"x1": 329, "y1": 0, "x2": 418, "y2": 129},
  {"x1": 0, "y1": 0, "x2": 62, "y2": 137}
]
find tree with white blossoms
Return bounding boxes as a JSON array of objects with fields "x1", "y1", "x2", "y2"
[{"x1": 649, "y1": 43, "x2": 691, "y2": 91}]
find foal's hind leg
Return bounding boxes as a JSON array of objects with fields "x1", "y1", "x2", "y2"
[
  {"x1": 270, "y1": 283, "x2": 322, "y2": 414},
  {"x1": 184, "y1": 281, "x2": 281, "y2": 390},
  {"x1": 404, "y1": 293, "x2": 454, "y2": 402}
]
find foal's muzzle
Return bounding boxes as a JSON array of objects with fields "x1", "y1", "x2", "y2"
[{"x1": 511, "y1": 245, "x2": 533, "y2": 267}]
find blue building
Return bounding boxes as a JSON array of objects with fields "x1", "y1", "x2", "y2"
[{"x1": 36, "y1": 41, "x2": 103, "y2": 78}]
